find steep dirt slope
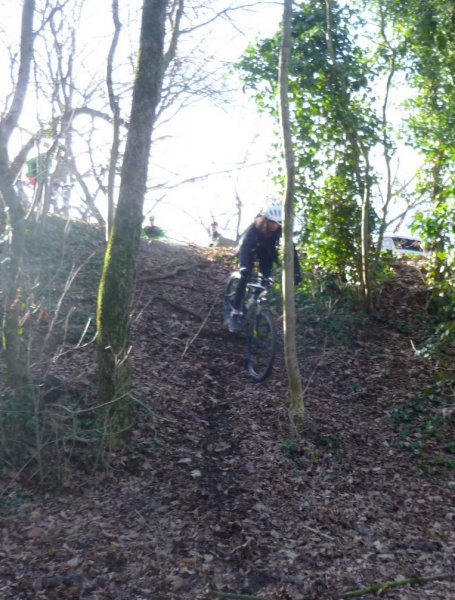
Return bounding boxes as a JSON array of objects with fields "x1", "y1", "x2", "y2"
[{"x1": 0, "y1": 240, "x2": 453, "y2": 600}]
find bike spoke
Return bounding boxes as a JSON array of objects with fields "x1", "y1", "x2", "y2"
[{"x1": 246, "y1": 309, "x2": 276, "y2": 382}]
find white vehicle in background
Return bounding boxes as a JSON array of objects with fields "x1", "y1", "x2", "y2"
[{"x1": 379, "y1": 233, "x2": 428, "y2": 257}]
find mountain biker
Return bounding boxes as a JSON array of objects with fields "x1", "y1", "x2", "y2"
[
  {"x1": 227, "y1": 200, "x2": 301, "y2": 333},
  {"x1": 209, "y1": 221, "x2": 221, "y2": 247},
  {"x1": 143, "y1": 215, "x2": 165, "y2": 240}
]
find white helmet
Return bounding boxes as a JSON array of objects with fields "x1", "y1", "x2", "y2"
[{"x1": 261, "y1": 201, "x2": 283, "y2": 224}]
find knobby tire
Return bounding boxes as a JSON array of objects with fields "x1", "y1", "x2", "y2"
[
  {"x1": 245, "y1": 306, "x2": 276, "y2": 382},
  {"x1": 223, "y1": 272, "x2": 241, "y2": 329}
]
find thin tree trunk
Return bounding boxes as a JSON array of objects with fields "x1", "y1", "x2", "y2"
[
  {"x1": 0, "y1": 0, "x2": 35, "y2": 398},
  {"x1": 279, "y1": 0, "x2": 305, "y2": 426},
  {"x1": 324, "y1": 0, "x2": 373, "y2": 309},
  {"x1": 360, "y1": 157, "x2": 372, "y2": 311},
  {"x1": 374, "y1": 6, "x2": 397, "y2": 261},
  {"x1": 106, "y1": 0, "x2": 122, "y2": 240}
]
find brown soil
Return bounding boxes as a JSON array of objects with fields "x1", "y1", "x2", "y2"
[{"x1": 0, "y1": 240, "x2": 453, "y2": 600}]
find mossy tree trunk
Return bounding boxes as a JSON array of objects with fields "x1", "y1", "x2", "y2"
[
  {"x1": 96, "y1": 0, "x2": 167, "y2": 441},
  {"x1": 279, "y1": 0, "x2": 305, "y2": 427}
]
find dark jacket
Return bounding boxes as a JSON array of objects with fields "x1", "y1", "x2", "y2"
[
  {"x1": 238, "y1": 223, "x2": 280, "y2": 277},
  {"x1": 238, "y1": 222, "x2": 300, "y2": 282},
  {"x1": 144, "y1": 225, "x2": 164, "y2": 239}
]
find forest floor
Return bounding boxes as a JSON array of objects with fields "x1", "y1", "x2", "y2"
[{"x1": 0, "y1": 229, "x2": 454, "y2": 600}]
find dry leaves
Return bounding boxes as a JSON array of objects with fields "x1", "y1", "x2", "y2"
[{"x1": 0, "y1": 244, "x2": 453, "y2": 599}]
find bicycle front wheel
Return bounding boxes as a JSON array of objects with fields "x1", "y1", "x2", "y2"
[
  {"x1": 245, "y1": 306, "x2": 276, "y2": 382},
  {"x1": 222, "y1": 272, "x2": 242, "y2": 328}
]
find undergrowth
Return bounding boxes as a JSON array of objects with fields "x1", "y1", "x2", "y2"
[
  {"x1": 0, "y1": 216, "x2": 105, "y2": 477},
  {"x1": 296, "y1": 285, "x2": 368, "y2": 345},
  {"x1": 390, "y1": 387, "x2": 454, "y2": 474}
]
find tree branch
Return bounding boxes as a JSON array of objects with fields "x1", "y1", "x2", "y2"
[
  {"x1": 205, "y1": 591, "x2": 272, "y2": 600},
  {"x1": 341, "y1": 572, "x2": 455, "y2": 598}
]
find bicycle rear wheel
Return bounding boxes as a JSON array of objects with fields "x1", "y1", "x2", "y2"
[{"x1": 245, "y1": 306, "x2": 276, "y2": 382}]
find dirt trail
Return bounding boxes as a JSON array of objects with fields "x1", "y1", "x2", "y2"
[{"x1": 0, "y1": 240, "x2": 453, "y2": 599}]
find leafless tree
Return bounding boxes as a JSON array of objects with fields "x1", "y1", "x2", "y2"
[{"x1": 0, "y1": 0, "x2": 36, "y2": 405}]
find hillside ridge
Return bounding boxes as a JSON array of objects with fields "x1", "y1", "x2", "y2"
[{"x1": 0, "y1": 236, "x2": 453, "y2": 599}]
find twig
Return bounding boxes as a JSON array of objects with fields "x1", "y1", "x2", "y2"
[
  {"x1": 340, "y1": 572, "x2": 455, "y2": 597},
  {"x1": 205, "y1": 591, "x2": 272, "y2": 600},
  {"x1": 152, "y1": 294, "x2": 203, "y2": 321},
  {"x1": 301, "y1": 523, "x2": 335, "y2": 541},
  {"x1": 41, "y1": 249, "x2": 98, "y2": 363},
  {"x1": 228, "y1": 537, "x2": 253, "y2": 556},
  {"x1": 181, "y1": 300, "x2": 216, "y2": 358},
  {"x1": 140, "y1": 264, "x2": 191, "y2": 281},
  {"x1": 0, "y1": 454, "x2": 37, "y2": 500},
  {"x1": 302, "y1": 334, "x2": 328, "y2": 396},
  {"x1": 48, "y1": 390, "x2": 132, "y2": 415}
]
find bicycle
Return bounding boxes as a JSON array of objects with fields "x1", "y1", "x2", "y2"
[{"x1": 223, "y1": 271, "x2": 278, "y2": 382}]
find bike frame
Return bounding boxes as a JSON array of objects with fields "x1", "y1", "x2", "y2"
[{"x1": 223, "y1": 271, "x2": 277, "y2": 382}]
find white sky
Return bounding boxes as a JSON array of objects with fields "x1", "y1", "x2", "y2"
[
  {"x1": 149, "y1": 99, "x2": 278, "y2": 244},
  {"x1": 145, "y1": 2, "x2": 283, "y2": 245}
]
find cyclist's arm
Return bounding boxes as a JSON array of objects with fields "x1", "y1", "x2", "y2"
[{"x1": 237, "y1": 224, "x2": 257, "y2": 270}]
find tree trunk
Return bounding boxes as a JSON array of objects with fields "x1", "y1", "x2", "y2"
[
  {"x1": 279, "y1": 0, "x2": 305, "y2": 427},
  {"x1": 427, "y1": 149, "x2": 445, "y2": 315},
  {"x1": 360, "y1": 163, "x2": 373, "y2": 311},
  {"x1": 96, "y1": 0, "x2": 167, "y2": 440},
  {"x1": 0, "y1": 0, "x2": 35, "y2": 400},
  {"x1": 324, "y1": 0, "x2": 373, "y2": 310},
  {"x1": 106, "y1": 0, "x2": 122, "y2": 240}
]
